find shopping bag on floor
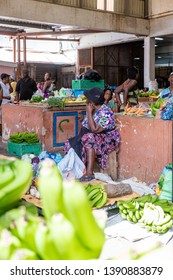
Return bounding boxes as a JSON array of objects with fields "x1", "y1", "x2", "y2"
[
  {"x1": 156, "y1": 164, "x2": 172, "y2": 202},
  {"x1": 57, "y1": 148, "x2": 86, "y2": 180}
]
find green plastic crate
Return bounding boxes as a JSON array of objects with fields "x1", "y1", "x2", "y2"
[
  {"x1": 72, "y1": 79, "x2": 104, "y2": 90},
  {"x1": 7, "y1": 141, "x2": 42, "y2": 157}
]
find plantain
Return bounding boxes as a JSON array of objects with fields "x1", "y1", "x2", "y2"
[
  {"x1": 38, "y1": 158, "x2": 64, "y2": 220},
  {"x1": 90, "y1": 192, "x2": 103, "y2": 208},
  {"x1": 87, "y1": 188, "x2": 100, "y2": 200},
  {"x1": 62, "y1": 180, "x2": 105, "y2": 254},
  {"x1": 0, "y1": 163, "x2": 15, "y2": 189},
  {"x1": 0, "y1": 159, "x2": 33, "y2": 214},
  {"x1": 10, "y1": 210, "x2": 41, "y2": 252},
  {"x1": 0, "y1": 229, "x2": 22, "y2": 260},
  {"x1": 10, "y1": 248, "x2": 39, "y2": 260},
  {"x1": 48, "y1": 214, "x2": 98, "y2": 260},
  {"x1": 95, "y1": 191, "x2": 107, "y2": 209},
  {"x1": 34, "y1": 221, "x2": 61, "y2": 260}
]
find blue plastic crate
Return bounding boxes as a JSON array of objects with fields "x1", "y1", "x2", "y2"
[{"x1": 73, "y1": 90, "x2": 84, "y2": 98}]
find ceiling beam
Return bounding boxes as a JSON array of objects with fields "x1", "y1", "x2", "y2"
[
  {"x1": 16, "y1": 29, "x2": 106, "y2": 37},
  {"x1": 23, "y1": 37, "x2": 79, "y2": 42}
]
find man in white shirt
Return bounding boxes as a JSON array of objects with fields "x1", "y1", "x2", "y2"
[{"x1": 0, "y1": 73, "x2": 13, "y2": 135}]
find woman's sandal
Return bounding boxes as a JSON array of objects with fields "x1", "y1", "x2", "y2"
[{"x1": 79, "y1": 175, "x2": 95, "y2": 182}]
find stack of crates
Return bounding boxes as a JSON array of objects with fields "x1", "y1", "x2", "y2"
[{"x1": 72, "y1": 79, "x2": 104, "y2": 97}]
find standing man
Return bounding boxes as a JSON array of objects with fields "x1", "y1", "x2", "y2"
[
  {"x1": 16, "y1": 69, "x2": 37, "y2": 101},
  {"x1": 0, "y1": 73, "x2": 12, "y2": 135}
]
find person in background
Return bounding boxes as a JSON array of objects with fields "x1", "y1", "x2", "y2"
[
  {"x1": 0, "y1": 73, "x2": 13, "y2": 135},
  {"x1": 0, "y1": 73, "x2": 12, "y2": 104},
  {"x1": 104, "y1": 88, "x2": 119, "y2": 113},
  {"x1": 113, "y1": 66, "x2": 139, "y2": 111},
  {"x1": 159, "y1": 72, "x2": 173, "y2": 100},
  {"x1": 10, "y1": 76, "x2": 17, "y2": 98},
  {"x1": 16, "y1": 69, "x2": 37, "y2": 101},
  {"x1": 104, "y1": 88, "x2": 112, "y2": 105},
  {"x1": 64, "y1": 87, "x2": 120, "y2": 182},
  {"x1": 41, "y1": 72, "x2": 52, "y2": 94}
]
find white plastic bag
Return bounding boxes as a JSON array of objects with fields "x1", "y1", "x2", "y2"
[{"x1": 57, "y1": 148, "x2": 86, "y2": 180}]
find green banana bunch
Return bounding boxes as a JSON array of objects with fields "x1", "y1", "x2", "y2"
[
  {"x1": 48, "y1": 213, "x2": 99, "y2": 260},
  {"x1": 9, "y1": 131, "x2": 39, "y2": 144},
  {"x1": 62, "y1": 180, "x2": 105, "y2": 256},
  {"x1": 10, "y1": 208, "x2": 42, "y2": 252},
  {"x1": 35, "y1": 221, "x2": 61, "y2": 260},
  {"x1": 0, "y1": 229, "x2": 22, "y2": 260},
  {"x1": 118, "y1": 200, "x2": 142, "y2": 223},
  {"x1": 9, "y1": 132, "x2": 24, "y2": 143},
  {"x1": 85, "y1": 184, "x2": 108, "y2": 208},
  {"x1": 0, "y1": 157, "x2": 33, "y2": 215},
  {"x1": 10, "y1": 248, "x2": 39, "y2": 260},
  {"x1": 37, "y1": 159, "x2": 64, "y2": 220}
]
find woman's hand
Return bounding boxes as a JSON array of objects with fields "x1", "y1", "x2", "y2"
[{"x1": 86, "y1": 103, "x2": 94, "y2": 114}]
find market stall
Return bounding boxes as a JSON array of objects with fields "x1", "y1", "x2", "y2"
[{"x1": 1, "y1": 101, "x2": 86, "y2": 152}]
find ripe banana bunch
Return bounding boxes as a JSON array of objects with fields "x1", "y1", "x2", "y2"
[
  {"x1": 0, "y1": 157, "x2": 33, "y2": 215},
  {"x1": 138, "y1": 202, "x2": 173, "y2": 234},
  {"x1": 85, "y1": 184, "x2": 108, "y2": 208}
]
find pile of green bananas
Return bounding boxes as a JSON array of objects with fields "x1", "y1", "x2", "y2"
[
  {"x1": 0, "y1": 157, "x2": 33, "y2": 215},
  {"x1": 138, "y1": 202, "x2": 172, "y2": 234},
  {"x1": 85, "y1": 184, "x2": 108, "y2": 208},
  {"x1": 0, "y1": 158, "x2": 106, "y2": 260},
  {"x1": 117, "y1": 194, "x2": 173, "y2": 234},
  {"x1": 118, "y1": 200, "x2": 143, "y2": 223},
  {"x1": 9, "y1": 131, "x2": 39, "y2": 144}
]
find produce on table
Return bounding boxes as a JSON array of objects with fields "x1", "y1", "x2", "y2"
[
  {"x1": 0, "y1": 157, "x2": 106, "y2": 260},
  {"x1": 84, "y1": 183, "x2": 108, "y2": 208},
  {"x1": 0, "y1": 157, "x2": 33, "y2": 215},
  {"x1": 123, "y1": 104, "x2": 149, "y2": 116},
  {"x1": 47, "y1": 97, "x2": 65, "y2": 108},
  {"x1": 30, "y1": 95, "x2": 44, "y2": 103},
  {"x1": 150, "y1": 98, "x2": 165, "y2": 116},
  {"x1": 117, "y1": 194, "x2": 173, "y2": 233},
  {"x1": 9, "y1": 131, "x2": 39, "y2": 144},
  {"x1": 137, "y1": 89, "x2": 159, "y2": 98}
]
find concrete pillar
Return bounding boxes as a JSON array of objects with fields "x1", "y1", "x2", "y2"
[{"x1": 144, "y1": 36, "x2": 155, "y2": 87}]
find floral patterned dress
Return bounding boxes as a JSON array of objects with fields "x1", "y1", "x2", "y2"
[{"x1": 64, "y1": 104, "x2": 120, "y2": 170}]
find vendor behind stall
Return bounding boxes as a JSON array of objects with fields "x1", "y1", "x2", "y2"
[
  {"x1": 159, "y1": 72, "x2": 173, "y2": 100},
  {"x1": 113, "y1": 66, "x2": 139, "y2": 111},
  {"x1": 16, "y1": 69, "x2": 37, "y2": 101},
  {"x1": 64, "y1": 87, "x2": 120, "y2": 182}
]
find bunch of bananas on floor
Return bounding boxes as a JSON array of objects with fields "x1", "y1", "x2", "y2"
[
  {"x1": 85, "y1": 183, "x2": 108, "y2": 208},
  {"x1": 0, "y1": 157, "x2": 106, "y2": 260},
  {"x1": 117, "y1": 194, "x2": 173, "y2": 234},
  {"x1": 0, "y1": 156, "x2": 33, "y2": 215}
]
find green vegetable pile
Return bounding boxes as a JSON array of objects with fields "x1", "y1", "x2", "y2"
[
  {"x1": 117, "y1": 194, "x2": 173, "y2": 234},
  {"x1": 150, "y1": 98, "x2": 165, "y2": 116},
  {"x1": 30, "y1": 95, "x2": 44, "y2": 103},
  {"x1": 10, "y1": 132, "x2": 39, "y2": 144},
  {"x1": 47, "y1": 97, "x2": 65, "y2": 108},
  {"x1": 0, "y1": 157, "x2": 106, "y2": 260}
]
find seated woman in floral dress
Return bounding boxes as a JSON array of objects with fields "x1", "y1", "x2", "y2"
[{"x1": 64, "y1": 87, "x2": 120, "y2": 182}]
